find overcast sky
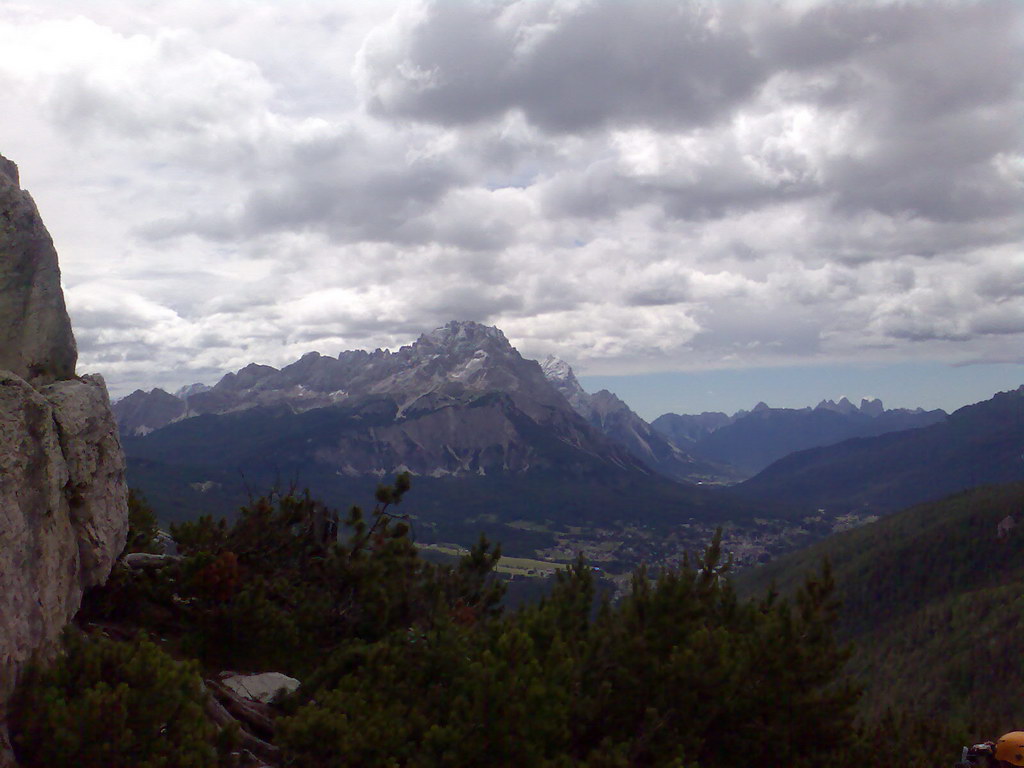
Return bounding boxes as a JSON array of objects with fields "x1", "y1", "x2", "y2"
[{"x1": 1, "y1": 0, "x2": 1021, "y2": 418}]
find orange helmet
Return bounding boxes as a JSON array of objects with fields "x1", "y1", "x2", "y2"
[{"x1": 995, "y1": 732, "x2": 1024, "y2": 766}]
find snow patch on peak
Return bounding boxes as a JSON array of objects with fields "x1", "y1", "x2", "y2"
[
  {"x1": 541, "y1": 355, "x2": 595, "y2": 419},
  {"x1": 541, "y1": 355, "x2": 575, "y2": 383},
  {"x1": 451, "y1": 349, "x2": 490, "y2": 380}
]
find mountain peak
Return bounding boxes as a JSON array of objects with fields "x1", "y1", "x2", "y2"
[
  {"x1": 418, "y1": 321, "x2": 510, "y2": 353},
  {"x1": 860, "y1": 397, "x2": 884, "y2": 417},
  {"x1": 815, "y1": 397, "x2": 858, "y2": 415},
  {"x1": 541, "y1": 355, "x2": 591, "y2": 414},
  {"x1": 540, "y1": 355, "x2": 576, "y2": 384},
  {"x1": 590, "y1": 389, "x2": 630, "y2": 415}
]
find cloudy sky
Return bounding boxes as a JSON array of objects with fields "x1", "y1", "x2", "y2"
[{"x1": 1, "y1": 0, "x2": 1021, "y2": 418}]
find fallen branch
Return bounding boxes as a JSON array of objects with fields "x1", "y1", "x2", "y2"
[
  {"x1": 206, "y1": 678, "x2": 276, "y2": 737},
  {"x1": 202, "y1": 682, "x2": 280, "y2": 765}
]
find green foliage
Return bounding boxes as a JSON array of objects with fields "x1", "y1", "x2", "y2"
[
  {"x1": 124, "y1": 488, "x2": 161, "y2": 555},
  {"x1": 76, "y1": 479, "x2": 881, "y2": 767},
  {"x1": 279, "y1": 619, "x2": 574, "y2": 768},
  {"x1": 736, "y1": 481, "x2": 1024, "y2": 758},
  {"x1": 278, "y1": 531, "x2": 859, "y2": 768},
  {"x1": 87, "y1": 475, "x2": 506, "y2": 677},
  {"x1": 10, "y1": 631, "x2": 216, "y2": 768},
  {"x1": 853, "y1": 709, "x2": 978, "y2": 768}
]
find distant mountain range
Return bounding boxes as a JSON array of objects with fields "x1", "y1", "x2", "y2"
[
  {"x1": 115, "y1": 322, "x2": 766, "y2": 552},
  {"x1": 653, "y1": 398, "x2": 946, "y2": 476},
  {"x1": 736, "y1": 385, "x2": 1024, "y2": 513},
  {"x1": 118, "y1": 322, "x2": 646, "y2": 478},
  {"x1": 115, "y1": 321, "x2": 731, "y2": 483},
  {"x1": 114, "y1": 319, "x2": 1019, "y2": 555}
]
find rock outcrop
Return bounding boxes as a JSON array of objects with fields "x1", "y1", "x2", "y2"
[
  {"x1": 0, "y1": 154, "x2": 128, "y2": 765},
  {"x1": 0, "y1": 156, "x2": 77, "y2": 385}
]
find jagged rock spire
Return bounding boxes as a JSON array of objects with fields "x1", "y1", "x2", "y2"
[{"x1": 0, "y1": 153, "x2": 77, "y2": 384}]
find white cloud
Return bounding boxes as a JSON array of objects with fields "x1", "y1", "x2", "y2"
[{"x1": 0, "y1": 0, "x2": 1020, "y2": 401}]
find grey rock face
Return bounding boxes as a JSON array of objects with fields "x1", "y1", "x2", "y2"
[
  {"x1": 0, "y1": 154, "x2": 77, "y2": 384},
  {"x1": 0, "y1": 153, "x2": 128, "y2": 761},
  {"x1": 119, "y1": 322, "x2": 577, "y2": 430},
  {"x1": 41, "y1": 375, "x2": 129, "y2": 585},
  {"x1": 0, "y1": 374, "x2": 128, "y2": 703},
  {"x1": 860, "y1": 397, "x2": 885, "y2": 417},
  {"x1": 540, "y1": 355, "x2": 594, "y2": 418}
]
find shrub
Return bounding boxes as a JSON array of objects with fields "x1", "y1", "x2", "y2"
[
  {"x1": 10, "y1": 631, "x2": 216, "y2": 768},
  {"x1": 124, "y1": 489, "x2": 161, "y2": 555},
  {"x1": 277, "y1": 535, "x2": 860, "y2": 768}
]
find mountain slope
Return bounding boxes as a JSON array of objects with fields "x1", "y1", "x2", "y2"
[
  {"x1": 113, "y1": 387, "x2": 186, "y2": 435},
  {"x1": 121, "y1": 394, "x2": 767, "y2": 565},
  {"x1": 650, "y1": 410, "x2": 733, "y2": 449},
  {"x1": 736, "y1": 481, "x2": 1024, "y2": 724},
  {"x1": 541, "y1": 356, "x2": 738, "y2": 484},
  {"x1": 736, "y1": 385, "x2": 1024, "y2": 514},
  {"x1": 694, "y1": 401, "x2": 945, "y2": 476},
  {"x1": 653, "y1": 398, "x2": 946, "y2": 477}
]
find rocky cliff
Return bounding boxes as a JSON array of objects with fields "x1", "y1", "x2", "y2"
[
  {"x1": 0, "y1": 154, "x2": 128, "y2": 764},
  {"x1": 0, "y1": 157, "x2": 77, "y2": 385}
]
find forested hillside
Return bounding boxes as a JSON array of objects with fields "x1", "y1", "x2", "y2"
[
  {"x1": 737, "y1": 482, "x2": 1024, "y2": 728},
  {"x1": 6, "y1": 477, "x2": 938, "y2": 768},
  {"x1": 737, "y1": 386, "x2": 1024, "y2": 514},
  {"x1": 680, "y1": 403, "x2": 944, "y2": 476}
]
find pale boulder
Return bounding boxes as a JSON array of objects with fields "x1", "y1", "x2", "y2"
[{"x1": 220, "y1": 672, "x2": 301, "y2": 704}]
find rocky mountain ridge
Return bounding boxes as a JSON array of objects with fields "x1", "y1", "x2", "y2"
[
  {"x1": 116, "y1": 321, "x2": 647, "y2": 479},
  {"x1": 115, "y1": 323, "x2": 781, "y2": 560},
  {"x1": 654, "y1": 396, "x2": 936, "y2": 444},
  {"x1": 115, "y1": 331, "x2": 948, "y2": 487},
  {"x1": 121, "y1": 323, "x2": 564, "y2": 424}
]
